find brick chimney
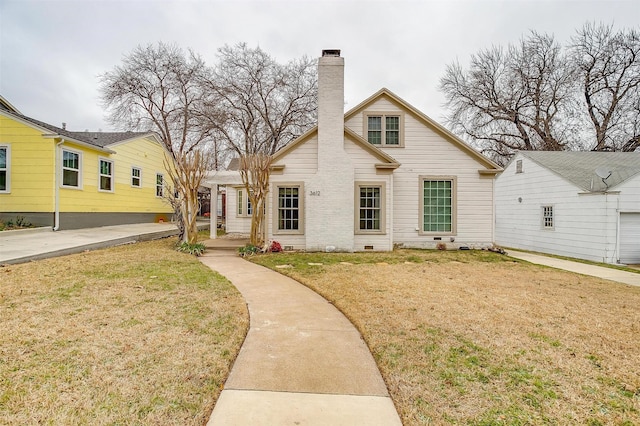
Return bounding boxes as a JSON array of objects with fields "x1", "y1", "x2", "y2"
[{"x1": 306, "y1": 49, "x2": 354, "y2": 252}]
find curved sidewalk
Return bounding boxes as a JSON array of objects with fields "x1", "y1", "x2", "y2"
[
  {"x1": 199, "y1": 249, "x2": 402, "y2": 425},
  {"x1": 507, "y1": 250, "x2": 640, "y2": 287}
]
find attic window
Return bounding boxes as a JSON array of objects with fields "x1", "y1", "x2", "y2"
[
  {"x1": 365, "y1": 113, "x2": 404, "y2": 147},
  {"x1": 516, "y1": 160, "x2": 523, "y2": 173}
]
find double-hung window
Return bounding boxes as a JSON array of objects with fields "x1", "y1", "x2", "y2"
[
  {"x1": 274, "y1": 184, "x2": 303, "y2": 234},
  {"x1": 236, "y1": 188, "x2": 253, "y2": 217},
  {"x1": 131, "y1": 167, "x2": 141, "y2": 187},
  {"x1": 365, "y1": 113, "x2": 403, "y2": 146},
  {"x1": 0, "y1": 145, "x2": 9, "y2": 192},
  {"x1": 99, "y1": 159, "x2": 113, "y2": 192},
  {"x1": 62, "y1": 149, "x2": 81, "y2": 188},
  {"x1": 542, "y1": 206, "x2": 554, "y2": 229},
  {"x1": 355, "y1": 182, "x2": 385, "y2": 234},
  {"x1": 420, "y1": 177, "x2": 456, "y2": 234},
  {"x1": 156, "y1": 173, "x2": 164, "y2": 197}
]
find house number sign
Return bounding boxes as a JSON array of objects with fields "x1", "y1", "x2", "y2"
[{"x1": 309, "y1": 190, "x2": 321, "y2": 196}]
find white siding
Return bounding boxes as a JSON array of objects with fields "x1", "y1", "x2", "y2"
[
  {"x1": 495, "y1": 153, "x2": 621, "y2": 263},
  {"x1": 345, "y1": 137, "x2": 393, "y2": 251},
  {"x1": 347, "y1": 97, "x2": 495, "y2": 249},
  {"x1": 224, "y1": 186, "x2": 252, "y2": 234}
]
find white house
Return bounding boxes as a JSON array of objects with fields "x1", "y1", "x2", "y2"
[
  {"x1": 208, "y1": 50, "x2": 501, "y2": 252},
  {"x1": 495, "y1": 151, "x2": 640, "y2": 264}
]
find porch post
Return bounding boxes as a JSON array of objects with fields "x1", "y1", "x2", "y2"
[{"x1": 210, "y1": 184, "x2": 218, "y2": 239}]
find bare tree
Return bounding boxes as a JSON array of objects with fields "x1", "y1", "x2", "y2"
[
  {"x1": 202, "y1": 43, "x2": 317, "y2": 246},
  {"x1": 441, "y1": 32, "x2": 577, "y2": 164},
  {"x1": 571, "y1": 23, "x2": 640, "y2": 152},
  {"x1": 100, "y1": 42, "x2": 216, "y2": 244}
]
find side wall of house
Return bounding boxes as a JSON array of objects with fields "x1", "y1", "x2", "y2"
[
  {"x1": 225, "y1": 185, "x2": 252, "y2": 234},
  {"x1": 495, "y1": 154, "x2": 618, "y2": 263},
  {"x1": 0, "y1": 116, "x2": 55, "y2": 220},
  {"x1": 345, "y1": 96, "x2": 495, "y2": 249}
]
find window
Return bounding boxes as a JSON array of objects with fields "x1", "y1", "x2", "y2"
[
  {"x1": 99, "y1": 159, "x2": 113, "y2": 191},
  {"x1": 131, "y1": 167, "x2": 141, "y2": 187},
  {"x1": 236, "y1": 188, "x2": 253, "y2": 217},
  {"x1": 542, "y1": 205, "x2": 554, "y2": 229},
  {"x1": 0, "y1": 145, "x2": 9, "y2": 192},
  {"x1": 420, "y1": 177, "x2": 456, "y2": 234},
  {"x1": 365, "y1": 113, "x2": 403, "y2": 146},
  {"x1": 356, "y1": 182, "x2": 385, "y2": 234},
  {"x1": 516, "y1": 159, "x2": 523, "y2": 173},
  {"x1": 156, "y1": 173, "x2": 164, "y2": 197},
  {"x1": 274, "y1": 184, "x2": 303, "y2": 234},
  {"x1": 62, "y1": 149, "x2": 81, "y2": 188}
]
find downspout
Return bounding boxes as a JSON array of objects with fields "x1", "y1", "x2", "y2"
[{"x1": 53, "y1": 138, "x2": 64, "y2": 231}]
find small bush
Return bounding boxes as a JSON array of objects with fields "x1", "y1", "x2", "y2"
[
  {"x1": 238, "y1": 244, "x2": 260, "y2": 257},
  {"x1": 176, "y1": 241, "x2": 206, "y2": 256},
  {"x1": 436, "y1": 242, "x2": 447, "y2": 251}
]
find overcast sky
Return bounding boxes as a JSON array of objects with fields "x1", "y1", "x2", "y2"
[{"x1": 1, "y1": 0, "x2": 638, "y2": 132}]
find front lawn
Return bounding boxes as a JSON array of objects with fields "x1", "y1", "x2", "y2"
[
  {"x1": 252, "y1": 250, "x2": 640, "y2": 425},
  {"x1": 0, "y1": 238, "x2": 248, "y2": 425}
]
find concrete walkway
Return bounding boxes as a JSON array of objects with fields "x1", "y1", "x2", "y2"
[
  {"x1": 199, "y1": 248, "x2": 402, "y2": 425},
  {"x1": 0, "y1": 223, "x2": 183, "y2": 264},
  {"x1": 507, "y1": 250, "x2": 640, "y2": 287}
]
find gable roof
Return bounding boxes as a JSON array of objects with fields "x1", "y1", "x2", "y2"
[
  {"x1": 272, "y1": 126, "x2": 400, "y2": 168},
  {"x1": 0, "y1": 107, "x2": 157, "y2": 152},
  {"x1": 0, "y1": 95, "x2": 22, "y2": 114},
  {"x1": 519, "y1": 151, "x2": 640, "y2": 192},
  {"x1": 344, "y1": 88, "x2": 502, "y2": 173}
]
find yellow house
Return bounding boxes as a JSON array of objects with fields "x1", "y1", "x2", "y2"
[{"x1": 0, "y1": 96, "x2": 174, "y2": 230}]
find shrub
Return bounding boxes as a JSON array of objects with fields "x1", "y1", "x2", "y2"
[
  {"x1": 238, "y1": 244, "x2": 260, "y2": 257},
  {"x1": 176, "y1": 241, "x2": 206, "y2": 256}
]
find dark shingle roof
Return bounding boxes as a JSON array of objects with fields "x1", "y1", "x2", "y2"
[
  {"x1": 521, "y1": 151, "x2": 640, "y2": 191},
  {"x1": 3, "y1": 110, "x2": 151, "y2": 149},
  {"x1": 226, "y1": 157, "x2": 240, "y2": 171}
]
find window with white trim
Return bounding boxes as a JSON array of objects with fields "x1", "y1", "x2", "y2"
[
  {"x1": 99, "y1": 159, "x2": 113, "y2": 191},
  {"x1": 131, "y1": 167, "x2": 141, "y2": 187},
  {"x1": 62, "y1": 149, "x2": 81, "y2": 188},
  {"x1": 236, "y1": 188, "x2": 253, "y2": 217},
  {"x1": 542, "y1": 205, "x2": 554, "y2": 229},
  {"x1": 366, "y1": 113, "x2": 402, "y2": 146},
  {"x1": 516, "y1": 159, "x2": 523, "y2": 173},
  {"x1": 156, "y1": 173, "x2": 164, "y2": 197},
  {"x1": 420, "y1": 177, "x2": 456, "y2": 234},
  {"x1": 355, "y1": 182, "x2": 385, "y2": 234},
  {"x1": 0, "y1": 145, "x2": 9, "y2": 192},
  {"x1": 274, "y1": 184, "x2": 303, "y2": 234}
]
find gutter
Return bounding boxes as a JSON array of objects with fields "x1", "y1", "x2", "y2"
[{"x1": 53, "y1": 138, "x2": 64, "y2": 231}]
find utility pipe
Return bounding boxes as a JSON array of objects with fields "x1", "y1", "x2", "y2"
[{"x1": 53, "y1": 138, "x2": 64, "y2": 231}]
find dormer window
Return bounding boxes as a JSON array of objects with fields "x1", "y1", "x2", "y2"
[{"x1": 365, "y1": 113, "x2": 403, "y2": 147}]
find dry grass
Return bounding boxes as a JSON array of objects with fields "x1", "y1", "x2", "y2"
[
  {"x1": 253, "y1": 250, "x2": 640, "y2": 425},
  {"x1": 0, "y1": 238, "x2": 248, "y2": 425}
]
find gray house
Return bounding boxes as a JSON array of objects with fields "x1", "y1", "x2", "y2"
[{"x1": 495, "y1": 151, "x2": 640, "y2": 264}]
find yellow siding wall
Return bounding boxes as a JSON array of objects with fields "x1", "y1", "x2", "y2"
[
  {"x1": 0, "y1": 115, "x2": 55, "y2": 211},
  {"x1": 59, "y1": 137, "x2": 174, "y2": 214},
  {"x1": 1, "y1": 112, "x2": 173, "y2": 216}
]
